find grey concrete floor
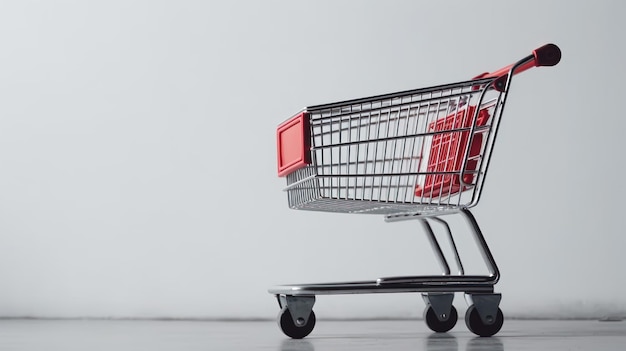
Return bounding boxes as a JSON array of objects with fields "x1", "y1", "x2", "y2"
[{"x1": 0, "y1": 319, "x2": 623, "y2": 350}]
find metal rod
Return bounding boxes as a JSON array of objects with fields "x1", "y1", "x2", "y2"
[
  {"x1": 460, "y1": 208, "x2": 500, "y2": 281},
  {"x1": 467, "y1": 54, "x2": 536, "y2": 207},
  {"x1": 306, "y1": 78, "x2": 495, "y2": 112},
  {"x1": 430, "y1": 217, "x2": 465, "y2": 276},
  {"x1": 310, "y1": 125, "x2": 491, "y2": 150},
  {"x1": 419, "y1": 219, "x2": 451, "y2": 275}
]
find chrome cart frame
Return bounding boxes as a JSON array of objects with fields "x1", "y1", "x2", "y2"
[{"x1": 271, "y1": 44, "x2": 562, "y2": 338}]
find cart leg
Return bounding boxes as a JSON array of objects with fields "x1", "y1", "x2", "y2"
[
  {"x1": 460, "y1": 209, "x2": 500, "y2": 281},
  {"x1": 429, "y1": 217, "x2": 465, "y2": 275},
  {"x1": 458, "y1": 209, "x2": 503, "y2": 336},
  {"x1": 419, "y1": 219, "x2": 451, "y2": 275}
]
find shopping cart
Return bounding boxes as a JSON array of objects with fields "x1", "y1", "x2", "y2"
[{"x1": 270, "y1": 44, "x2": 561, "y2": 338}]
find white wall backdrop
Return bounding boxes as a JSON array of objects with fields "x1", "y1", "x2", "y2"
[{"x1": 0, "y1": 0, "x2": 624, "y2": 320}]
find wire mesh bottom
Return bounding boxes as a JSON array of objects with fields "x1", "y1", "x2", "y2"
[{"x1": 286, "y1": 167, "x2": 462, "y2": 216}]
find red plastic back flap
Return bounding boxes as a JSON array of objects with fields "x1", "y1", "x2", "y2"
[
  {"x1": 415, "y1": 106, "x2": 490, "y2": 197},
  {"x1": 277, "y1": 112, "x2": 311, "y2": 177}
]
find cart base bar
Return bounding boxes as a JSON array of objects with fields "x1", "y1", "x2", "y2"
[{"x1": 268, "y1": 274, "x2": 495, "y2": 296}]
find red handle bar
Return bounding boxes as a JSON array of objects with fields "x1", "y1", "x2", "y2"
[{"x1": 474, "y1": 43, "x2": 561, "y2": 91}]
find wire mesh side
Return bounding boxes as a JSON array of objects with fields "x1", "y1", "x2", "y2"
[
  {"x1": 286, "y1": 78, "x2": 503, "y2": 215},
  {"x1": 286, "y1": 166, "x2": 319, "y2": 209}
]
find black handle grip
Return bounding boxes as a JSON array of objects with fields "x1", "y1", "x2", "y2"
[{"x1": 533, "y1": 43, "x2": 561, "y2": 67}]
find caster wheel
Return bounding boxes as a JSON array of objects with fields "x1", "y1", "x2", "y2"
[
  {"x1": 424, "y1": 305, "x2": 458, "y2": 333},
  {"x1": 278, "y1": 308, "x2": 316, "y2": 339},
  {"x1": 464, "y1": 305, "x2": 503, "y2": 337}
]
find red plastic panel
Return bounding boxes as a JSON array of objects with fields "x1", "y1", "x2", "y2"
[
  {"x1": 277, "y1": 112, "x2": 311, "y2": 177},
  {"x1": 415, "y1": 106, "x2": 490, "y2": 197}
]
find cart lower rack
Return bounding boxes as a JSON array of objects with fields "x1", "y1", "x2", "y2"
[{"x1": 271, "y1": 44, "x2": 561, "y2": 338}]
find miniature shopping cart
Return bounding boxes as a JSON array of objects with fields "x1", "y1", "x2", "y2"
[{"x1": 270, "y1": 44, "x2": 561, "y2": 338}]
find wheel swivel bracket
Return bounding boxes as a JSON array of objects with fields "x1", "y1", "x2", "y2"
[
  {"x1": 465, "y1": 293, "x2": 502, "y2": 325},
  {"x1": 423, "y1": 293, "x2": 455, "y2": 322},
  {"x1": 278, "y1": 295, "x2": 316, "y2": 326}
]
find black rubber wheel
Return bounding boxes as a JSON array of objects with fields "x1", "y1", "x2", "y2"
[
  {"x1": 424, "y1": 305, "x2": 458, "y2": 333},
  {"x1": 464, "y1": 305, "x2": 504, "y2": 337},
  {"x1": 278, "y1": 308, "x2": 316, "y2": 339}
]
